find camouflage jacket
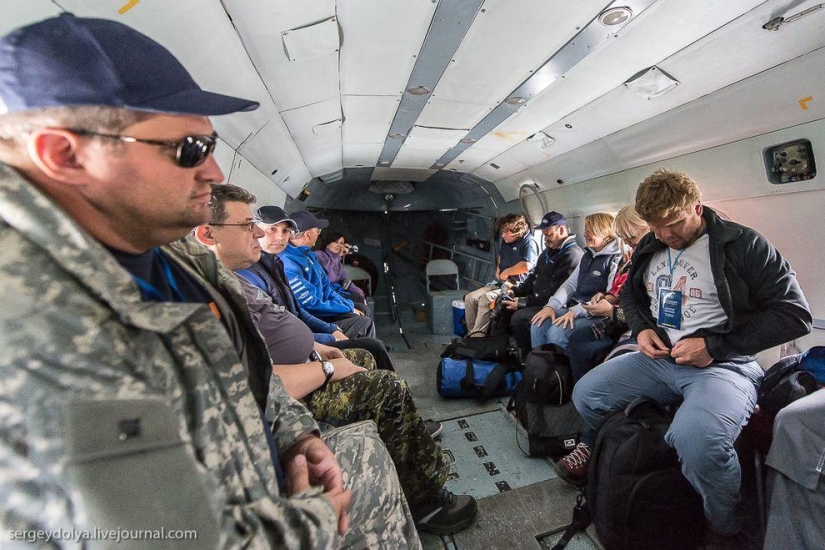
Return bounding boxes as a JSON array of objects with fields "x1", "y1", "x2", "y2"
[{"x1": 0, "y1": 163, "x2": 339, "y2": 548}]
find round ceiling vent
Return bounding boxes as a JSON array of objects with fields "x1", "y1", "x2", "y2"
[{"x1": 598, "y1": 7, "x2": 632, "y2": 26}]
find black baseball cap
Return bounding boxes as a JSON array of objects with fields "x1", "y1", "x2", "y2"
[
  {"x1": 254, "y1": 206, "x2": 297, "y2": 230},
  {"x1": 0, "y1": 13, "x2": 259, "y2": 115},
  {"x1": 290, "y1": 211, "x2": 330, "y2": 232}
]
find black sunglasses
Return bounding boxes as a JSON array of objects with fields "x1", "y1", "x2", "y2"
[{"x1": 67, "y1": 129, "x2": 218, "y2": 168}]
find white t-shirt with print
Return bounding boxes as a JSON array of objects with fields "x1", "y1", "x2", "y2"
[{"x1": 643, "y1": 234, "x2": 728, "y2": 344}]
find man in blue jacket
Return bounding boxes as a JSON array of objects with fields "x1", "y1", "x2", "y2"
[
  {"x1": 281, "y1": 211, "x2": 372, "y2": 322},
  {"x1": 569, "y1": 169, "x2": 812, "y2": 544},
  {"x1": 242, "y1": 205, "x2": 387, "y2": 360}
]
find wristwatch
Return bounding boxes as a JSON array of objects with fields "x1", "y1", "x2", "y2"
[{"x1": 319, "y1": 360, "x2": 335, "y2": 390}]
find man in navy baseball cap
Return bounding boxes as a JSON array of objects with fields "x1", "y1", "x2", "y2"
[
  {"x1": 0, "y1": 13, "x2": 420, "y2": 549},
  {"x1": 0, "y1": 13, "x2": 259, "y2": 115},
  {"x1": 534, "y1": 211, "x2": 567, "y2": 230}
]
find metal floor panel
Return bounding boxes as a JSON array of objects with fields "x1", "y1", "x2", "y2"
[{"x1": 439, "y1": 407, "x2": 558, "y2": 500}]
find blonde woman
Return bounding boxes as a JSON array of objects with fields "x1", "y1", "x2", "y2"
[
  {"x1": 566, "y1": 205, "x2": 650, "y2": 380},
  {"x1": 529, "y1": 212, "x2": 622, "y2": 350}
]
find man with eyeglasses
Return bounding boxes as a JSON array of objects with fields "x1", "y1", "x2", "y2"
[
  {"x1": 195, "y1": 183, "x2": 477, "y2": 536},
  {"x1": 280, "y1": 211, "x2": 374, "y2": 323},
  {"x1": 0, "y1": 14, "x2": 418, "y2": 549}
]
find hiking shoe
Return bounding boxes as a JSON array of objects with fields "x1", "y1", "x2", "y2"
[
  {"x1": 413, "y1": 488, "x2": 478, "y2": 535},
  {"x1": 553, "y1": 442, "x2": 591, "y2": 486},
  {"x1": 424, "y1": 419, "x2": 443, "y2": 439}
]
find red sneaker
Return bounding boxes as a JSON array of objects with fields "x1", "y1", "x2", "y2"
[{"x1": 553, "y1": 442, "x2": 591, "y2": 486}]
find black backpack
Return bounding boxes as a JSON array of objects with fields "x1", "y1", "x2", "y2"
[
  {"x1": 514, "y1": 344, "x2": 586, "y2": 457},
  {"x1": 587, "y1": 397, "x2": 705, "y2": 550},
  {"x1": 758, "y1": 353, "x2": 819, "y2": 416}
]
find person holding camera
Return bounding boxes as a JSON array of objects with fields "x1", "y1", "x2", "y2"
[
  {"x1": 503, "y1": 211, "x2": 583, "y2": 357},
  {"x1": 464, "y1": 214, "x2": 538, "y2": 336},
  {"x1": 315, "y1": 230, "x2": 368, "y2": 310},
  {"x1": 564, "y1": 205, "x2": 650, "y2": 381}
]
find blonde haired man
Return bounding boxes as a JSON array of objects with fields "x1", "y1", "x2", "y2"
[{"x1": 571, "y1": 169, "x2": 812, "y2": 543}]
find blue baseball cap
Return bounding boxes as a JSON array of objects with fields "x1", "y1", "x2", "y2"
[
  {"x1": 535, "y1": 211, "x2": 567, "y2": 229},
  {"x1": 0, "y1": 13, "x2": 259, "y2": 115}
]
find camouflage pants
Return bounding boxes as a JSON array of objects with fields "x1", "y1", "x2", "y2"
[
  {"x1": 305, "y1": 349, "x2": 449, "y2": 508},
  {"x1": 324, "y1": 421, "x2": 422, "y2": 549}
]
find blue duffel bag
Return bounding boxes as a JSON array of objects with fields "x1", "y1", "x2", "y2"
[{"x1": 437, "y1": 356, "x2": 522, "y2": 399}]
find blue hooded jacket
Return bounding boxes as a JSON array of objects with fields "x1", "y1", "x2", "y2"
[{"x1": 280, "y1": 244, "x2": 355, "y2": 318}]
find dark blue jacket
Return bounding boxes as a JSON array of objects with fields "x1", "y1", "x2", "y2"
[
  {"x1": 621, "y1": 207, "x2": 812, "y2": 361},
  {"x1": 511, "y1": 235, "x2": 583, "y2": 307},
  {"x1": 237, "y1": 253, "x2": 339, "y2": 343}
]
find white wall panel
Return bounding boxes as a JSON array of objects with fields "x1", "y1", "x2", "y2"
[
  {"x1": 1, "y1": 1, "x2": 60, "y2": 35},
  {"x1": 239, "y1": 117, "x2": 313, "y2": 198},
  {"x1": 417, "y1": 99, "x2": 496, "y2": 130},
  {"x1": 423, "y1": 0, "x2": 604, "y2": 124},
  {"x1": 227, "y1": 154, "x2": 288, "y2": 208},
  {"x1": 343, "y1": 144, "x2": 383, "y2": 167},
  {"x1": 222, "y1": 0, "x2": 338, "y2": 112},
  {"x1": 496, "y1": 1, "x2": 825, "y2": 176}
]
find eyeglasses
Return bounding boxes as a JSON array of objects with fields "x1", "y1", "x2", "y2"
[
  {"x1": 211, "y1": 221, "x2": 257, "y2": 232},
  {"x1": 67, "y1": 129, "x2": 218, "y2": 168}
]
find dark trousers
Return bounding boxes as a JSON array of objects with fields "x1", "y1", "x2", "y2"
[
  {"x1": 566, "y1": 324, "x2": 617, "y2": 381},
  {"x1": 327, "y1": 313, "x2": 376, "y2": 339},
  {"x1": 510, "y1": 305, "x2": 542, "y2": 355},
  {"x1": 330, "y1": 337, "x2": 394, "y2": 371}
]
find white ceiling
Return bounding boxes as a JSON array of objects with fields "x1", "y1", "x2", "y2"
[{"x1": 6, "y1": 0, "x2": 825, "y2": 201}]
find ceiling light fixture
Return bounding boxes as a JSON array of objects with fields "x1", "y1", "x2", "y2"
[
  {"x1": 389, "y1": 133, "x2": 406, "y2": 139},
  {"x1": 406, "y1": 85, "x2": 431, "y2": 96},
  {"x1": 460, "y1": 137, "x2": 477, "y2": 144},
  {"x1": 598, "y1": 6, "x2": 633, "y2": 26},
  {"x1": 505, "y1": 96, "x2": 527, "y2": 106}
]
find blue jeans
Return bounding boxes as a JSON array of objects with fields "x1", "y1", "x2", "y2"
[
  {"x1": 572, "y1": 351, "x2": 762, "y2": 535},
  {"x1": 529, "y1": 308, "x2": 601, "y2": 351}
]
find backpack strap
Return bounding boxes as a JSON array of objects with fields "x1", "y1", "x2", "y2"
[
  {"x1": 551, "y1": 489, "x2": 591, "y2": 550},
  {"x1": 480, "y1": 363, "x2": 510, "y2": 400},
  {"x1": 459, "y1": 357, "x2": 477, "y2": 395}
]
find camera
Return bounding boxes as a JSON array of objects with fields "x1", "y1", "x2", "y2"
[
  {"x1": 489, "y1": 289, "x2": 513, "y2": 321},
  {"x1": 349, "y1": 244, "x2": 359, "y2": 254},
  {"x1": 590, "y1": 316, "x2": 628, "y2": 341}
]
